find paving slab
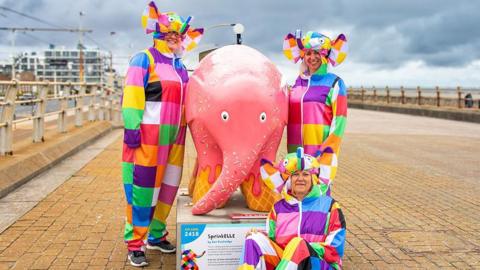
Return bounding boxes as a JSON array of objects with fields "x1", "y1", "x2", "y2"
[{"x1": 0, "y1": 109, "x2": 478, "y2": 269}]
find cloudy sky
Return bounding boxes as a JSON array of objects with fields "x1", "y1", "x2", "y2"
[{"x1": 1, "y1": 0, "x2": 479, "y2": 88}]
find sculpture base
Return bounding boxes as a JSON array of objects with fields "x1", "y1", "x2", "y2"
[{"x1": 176, "y1": 188, "x2": 266, "y2": 270}]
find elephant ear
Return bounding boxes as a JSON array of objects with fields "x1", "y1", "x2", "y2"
[
  {"x1": 141, "y1": 1, "x2": 160, "y2": 34},
  {"x1": 182, "y1": 27, "x2": 204, "y2": 52},
  {"x1": 260, "y1": 159, "x2": 289, "y2": 194},
  {"x1": 283, "y1": 32, "x2": 304, "y2": 64},
  {"x1": 141, "y1": 1, "x2": 172, "y2": 34},
  {"x1": 328, "y1": 34, "x2": 348, "y2": 67}
]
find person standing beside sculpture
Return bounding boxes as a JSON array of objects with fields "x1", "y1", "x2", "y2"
[
  {"x1": 284, "y1": 30, "x2": 348, "y2": 191},
  {"x1": 121, "y1": 1, "x2": 203, "y2": 266}
]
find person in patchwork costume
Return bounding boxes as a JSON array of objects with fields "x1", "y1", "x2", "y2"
[
  {"x1": 238, "y1": 147, "x2": 346, "y2": 270},
  {"x1": 283, "y1": 30, "x2": 348, "y2": 192},
  {"x1": 121, "y1": 1, "x2": 203, "y2": 266}
]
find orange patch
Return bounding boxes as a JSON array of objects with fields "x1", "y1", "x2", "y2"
[
  {"x1": 125, "y1": 204, "x2": 132, "y2": 224},
  {"x1": 155, "y1": 165, "x2": 166, "y2": 187},
  {"x1": 133, "y1": 226, "x2": 149, "y2": 240},
  {"x1": 134, "y1": 144, "x2": 158, "y2": 166}
]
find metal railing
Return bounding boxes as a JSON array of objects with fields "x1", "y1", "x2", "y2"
[
  {"x1": 0, "y1": 80, "x2": 122, "y2": 155},
  {"x1": 348, "y1": 86, "x2": 480, "y2": 109}
]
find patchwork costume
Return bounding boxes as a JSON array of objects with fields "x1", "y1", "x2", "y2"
[
  {"x1": 239, "y1": 148, "x2": 346, "y2": 270},
  {"x1": 284, "y1": 30, "x2": 348, "y2": 188},
  {"x1": 121, "y1": 1, "x2": 203, "y2": 251}
]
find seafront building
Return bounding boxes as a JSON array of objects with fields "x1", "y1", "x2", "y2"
[{"x1": 0, "y1": 46, "x2": 110, "y2": 83}]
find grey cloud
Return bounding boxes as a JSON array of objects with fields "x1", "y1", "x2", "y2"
[{"x1": 0, "y1": 0, "x2": 479, "y2": 70}]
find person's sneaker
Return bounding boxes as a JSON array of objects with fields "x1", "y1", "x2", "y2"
[
  {"x1": 128, "y1": 251, "x2": 148, "y2": 267},
  {"x1": 146, "y1": 240, "x2": 176, "y2": 253}
]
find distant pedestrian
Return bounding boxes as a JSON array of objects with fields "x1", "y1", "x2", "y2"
[
  {"x1": 465, "y1": 93, "x2": 473, "y2": 108},
  {"x1": 121, "y1": 1, "x2": 203, "y2": 267},
  {"x1": 283, "y1": 30, "x2": 349, "y2": 192}
]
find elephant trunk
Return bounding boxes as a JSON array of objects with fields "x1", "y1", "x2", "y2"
[{"x1": 191, "y1": 149, "x2": 259, "y2": 215}]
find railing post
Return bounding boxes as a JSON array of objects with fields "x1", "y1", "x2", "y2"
[
  {"x1": 401, "y1": 86, "x2": 405, "y2": 104},
  {"x1": 361, "y1": 85, "x2": 365, "y2": 103},
  {"x1": 57, "y1": 81, "x2": 69, "y2": 133},
  {"x1": 105, "y1": 90, "x2": 111, "y2": 121},
  {"x1": 109, "y1": 93, "x2": 115, "y2": 122},
  {"x1": 436, "y1": 86, "x2": 440, "y2": 107},
  {"x1": 32, "y1": 81, "x2": 49, "y2": 142},
  {"x1": 457, "y1": 86, "x2": 462, "y2": 109},
  {"x1": 112, "y1": 92, "x2": 121, "y2": 124},
  {"x1": 0, "y1": 81, "x2": 18, "y2": 155},
  {"x1": 386, "y1": 86, "x2": 390, "y2": 104},
  {"x1": 372, "y1": 86, "x2": 377, "y2": 102},
  {"x1": 417, "y1": 86, "x2": 421, "y2": 106},
  {"x1": 88, "y1": 85, "x2": 97, "y2": 121},
  {"x1": 98, "y1": 87, "x2": 106, "y2": 121},
  {"x1": 75, "y1": 83, "x2": 85, "y2": 127}
]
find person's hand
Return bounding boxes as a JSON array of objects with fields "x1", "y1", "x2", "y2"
[
  {"x1": 124, "y1": 129, "x2": 141, "y2": 148},
  {"x1": 246, "y1": 228, "x2": 258, "y2": 237}
]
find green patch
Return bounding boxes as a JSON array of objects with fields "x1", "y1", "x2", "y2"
[
  {"x1": 333, "y1": 116, "x2": 346, "y2": 137},
  {"x1": 288, "y1": 144, "x2": 302, "y2": 153},
  {"x1": 124, "y1": 222, "x2": 134, "y2": 241},
  {"x1": 276, "y1": 259, "x2": 289, "y2": 269},
  {"x1": 132, "y1": 185, "x2": 154, "y2": 207},
  {"x1": 310, "y1": 242, "x2": 325, "y2": 257},
  {"x1": 122, "y1": 162, "x2": 134, "y2": 184},
  {"x1": 268, "y1": 220, "x2": 276, "y2": 240},
  {"x1": 322, "y1": 125, "x2": 330, "y2": 142},
  {"x1": 148, "y1": 219, "x2": 167, "y2": 239},
  {"x1": 159, "y1": 124, "x2": 179, "y2": 145},
  {"x1": 122, "y1": 108, "x2": 143, "y2": 130}
]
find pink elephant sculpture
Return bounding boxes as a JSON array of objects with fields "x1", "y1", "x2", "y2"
[{"x1": 186, "y1": 45, "x2": 288, "y2": 215}]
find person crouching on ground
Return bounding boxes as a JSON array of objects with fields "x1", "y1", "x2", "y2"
[{"x1": 238, "y1": 147, "x2": 346, "y2": 270}]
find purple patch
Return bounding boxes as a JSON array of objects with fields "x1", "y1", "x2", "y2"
[
  {"x1": 133, "y1": 165, "x2": 157, "y2": 188},
  {"x1": 124, "y1": 129, "x2": 141, "y2": 148},
  {"x1": 293, "y1": 77, "x2": 307, "y2": 88},
  {"x1": 274, "y1": 200, "x2": 299, "y2": 214},
  {"x1": 303, "y1": 85, "x2": 330, "y2": 103},
  {"x1": 158, "y1": 183, "x2": 179, "y2": 205},
  {"x1": 243, "y1": 238, "x2": 262, "y2": 266},
  {"x1": 148, "y1": 47, "x2": 173, "y2": 65},
  {"x1": 300, "y1": 211, "x2": 328, "y2": 235}
]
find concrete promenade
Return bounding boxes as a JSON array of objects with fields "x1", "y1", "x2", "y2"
[{"x1": 0, "y1": 108, "x2": 479, "y2": 269}]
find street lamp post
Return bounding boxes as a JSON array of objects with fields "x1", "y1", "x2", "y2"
[
  {"x1": 205, "y1": 23, "x2": 245, "y2": 45},
  {"x1": 232, "y1": 23, "x2": 244, "y2": 45},
  {"x1": 197, "y1": 23, "x2": 246, "y2": 62}
]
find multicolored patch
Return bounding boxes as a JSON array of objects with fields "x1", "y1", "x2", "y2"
[
  {"x1": 141, "y1": 1, "x2": 203, "y2": 53},
  {"x1": 283, "y1": 30, "x2": 348, "y2": 67}
]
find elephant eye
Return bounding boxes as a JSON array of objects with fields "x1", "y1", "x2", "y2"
[
  {"x1": 259, "y1": 112, "x2": 267, "y2": 122},
  {"x1": 319, "y1": 38, "x2": 325, "y2": 44},
  {"x1": 221, "y1": 111, "x2": 229, "y2": 122},
  {"x1": 283, "y1": 159, "x2": 289, "y2": 166},
  {"x1": 168, "y1": 16, "x2": 175, "y2": 22}
]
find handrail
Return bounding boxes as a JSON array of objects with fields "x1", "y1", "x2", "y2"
[
  {"x1": 0, "y1": 79, "x2": 123, "y2": 155},
  {"x1": 347, "y1": 86, "x2": 480, "y2": 110}
]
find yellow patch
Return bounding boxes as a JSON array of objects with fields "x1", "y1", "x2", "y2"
[
  {"x1": 303, "y1": 124, "x2": 324, "y2": 145},
  {"x1": 122, "y1": 85, "x2": 145, "y2": 110}
]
